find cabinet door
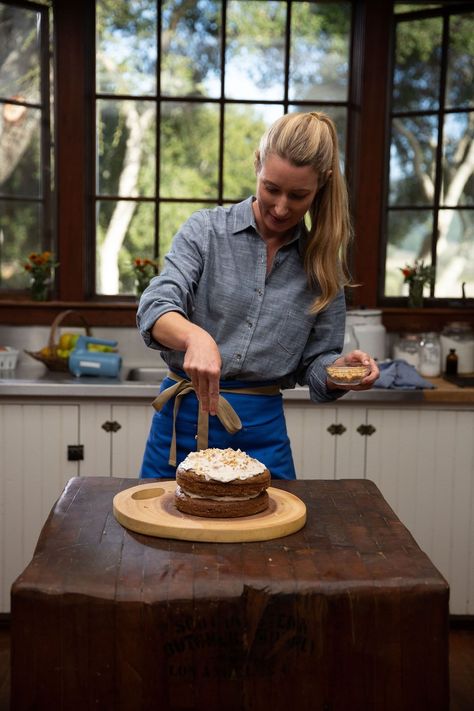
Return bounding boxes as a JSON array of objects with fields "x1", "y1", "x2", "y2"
[
  {"x1": 79, "y1": 403, "x2": 153, "y2": 478},
  {"x1": 110, "y1": 404, "x2": 153, "y2": 478},
  {"x1": 0, "y1": 403, "x2": 79, "y2": 613},
  {"x1": 365, "y1": 407, "x2": 474, "y2": 615},
  {"x1": 284, "y1": 402, "x2": 337, "y2": 479},
  {"x1": 334, "y1": 407, "x2": 368, "y2": 479},
  {"x1": 79, "y1": 403, "x2": 112, "y2": 476}
]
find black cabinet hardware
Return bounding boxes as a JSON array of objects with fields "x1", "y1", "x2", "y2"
[
  {"x1": 327, "y1": 423, "x2": 347, "y2": 436},
  {"x1": 102, "y1": 420, "x2": 122, "y2": 433}
]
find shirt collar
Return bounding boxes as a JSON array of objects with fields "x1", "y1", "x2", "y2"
[{"x1": 232, "y1": 196, "x2": 307, "y2": 255}]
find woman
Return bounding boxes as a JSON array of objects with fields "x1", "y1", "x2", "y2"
[{"x1": 137, "y1": 111, "x2": 379, "y2": 479}]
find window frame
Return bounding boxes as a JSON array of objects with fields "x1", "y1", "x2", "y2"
[
  {"x1": 0, "y1": 0, "x2": 53, "y2": 292},
  {"x1": 0, "y1": 0, "x2": 472, "y2": 333},
  {"x1": 379, "y1": 1, "x2": 474, "y2": 309}
]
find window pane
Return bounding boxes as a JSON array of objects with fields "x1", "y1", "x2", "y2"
[
  {"x1": 289, "y1": 2, "x2": 350, "y2": 102},
  {"x1": 160, "y1": 102, "x2": 219, "y2": 199},
  {"x1": 223, "y1": 104, "x2": 282, "y2": 201},
  {"x1": 436, "y1": 209, "x2": 474, "y2": 298},
  {"x1": 389, "y1": 116, "x2": 438, "y2": 206},
  {"x1": 0, "y1": 106, "x2": 41, "y2": 197},
  {"x1": 96, "y1": 0, "x2": 157, "y2": 96},
  {"x1": 225, "y1": 1, "x2": 286, "y2": 101},
  {"x1": 159, "y1": 202, "x2": 208, "y2": 258},
  {"x1": 0, "y1": 200, "x2": 42, "y2": 288},
  {"x1": 442, "y1": 112, "x2": 474, "y2": 207},
  {"x1": 392, "y1": 17, "x2": 442, "y2": 113},
  {"x1": 161, "y1": 0, "x2": 221, "y2": 98},
  {"x1": 96, "y1": 99, "x2": 156, "y2": 198},
  {"x1": 96, "y1": 200, "x2": 155, "y2": 295},
  {"x1": 446, "y1": 14, "x2": 474, "y2": 110},
  {"x1": 384, "y1": 210, "x2": 433, "y2": 296},
  {"x1": 0, "y1": 4, "x2": 41, "y2": 103}
]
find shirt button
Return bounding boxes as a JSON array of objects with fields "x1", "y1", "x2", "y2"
[
  {"x1": 236, "y1": 354, "x2": 241, "y2": 360},
  {"x1": 247, "y1": 321, "x2": 252, "y2": 328}
]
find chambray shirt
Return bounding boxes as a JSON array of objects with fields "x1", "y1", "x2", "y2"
[{"x1": 137, "y1": 197, "x2": 346, "y2": 403}]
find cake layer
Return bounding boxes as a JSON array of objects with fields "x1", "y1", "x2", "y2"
[
  {"x1": 175, "y1": 488, "x2": 269, "y2": 518},
  {"x1": 176, "y1": 467, "x2": 270, "y2": 499}
]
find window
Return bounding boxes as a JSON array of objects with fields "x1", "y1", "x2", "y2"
[
  {"x1": 383, "y1": 3, "x2": 474, "y2": 304},
  {"x1": 94, "y1": 0, "x2": 352, "y2": 296},
  {"x1": 0, "y1": 0, "x2": 52, "y2": 293}
]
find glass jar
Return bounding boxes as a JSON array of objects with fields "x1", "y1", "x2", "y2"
[
  {"x1": 440, "y1": 322, "x2": 474, "y2": 374},
  {"x1": 392, "y1": 333, "x2": 421, "y2": 369},
  {"x1": 418, "y1": 332, "x2": 441, "y2": 377}
]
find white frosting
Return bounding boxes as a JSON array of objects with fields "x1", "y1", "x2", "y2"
[
  {"x1": 175, "y1": 485, "x2": 260, "y2": 502},
  {"x1": 178, "y1": 448, "x2": 266, "y2": 482}
]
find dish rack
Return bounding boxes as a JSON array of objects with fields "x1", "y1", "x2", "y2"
[{"x1": 0, "y1": 347, "x2": 19, "y2": 371}]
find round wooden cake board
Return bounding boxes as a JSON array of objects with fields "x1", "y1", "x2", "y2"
[{"x1": 113, "y1": 481, "x2": 306, "y2": 543}]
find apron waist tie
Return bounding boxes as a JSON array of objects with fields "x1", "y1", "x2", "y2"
[{"x1": 152, "y1": 371, "x2": 281, "y2": 467}]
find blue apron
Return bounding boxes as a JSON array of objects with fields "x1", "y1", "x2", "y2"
[{"x1": 140, "y1": 374, "x2": 296, "y2": 480}]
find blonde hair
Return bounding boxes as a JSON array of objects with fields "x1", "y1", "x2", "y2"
[{"x1": 255, "y1": 111, "x2": 353, "y2": 313}]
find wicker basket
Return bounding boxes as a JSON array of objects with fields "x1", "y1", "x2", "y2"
[{"x1": 25, "y1": 309, "x2": 92, "y2": 372}]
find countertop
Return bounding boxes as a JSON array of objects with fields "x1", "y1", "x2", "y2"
[{"x1": 1, "y1": 363, "x2": 473, "y2": 404}]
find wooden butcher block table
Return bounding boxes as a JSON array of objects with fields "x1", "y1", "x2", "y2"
[{"x1": 11, "y1": 477, "x2": 449, "y2": 711}]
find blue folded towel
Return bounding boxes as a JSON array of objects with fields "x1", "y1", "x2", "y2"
[{"x1": 374, "y1": 359, "x2": 435, "y2": 389}]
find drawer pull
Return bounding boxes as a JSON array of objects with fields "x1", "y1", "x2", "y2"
[
  {"x1": 327, "y1": 423, "x2": 347, "y2": 436},
  {"x1": 357, "y1": 424, "x2": 376, "y2": 436},
  {"x1": 102, "y1": 420, "x2": 122, "y2": 433}
]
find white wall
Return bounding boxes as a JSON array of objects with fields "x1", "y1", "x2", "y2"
[{"x1": 0, "y1": 325, "x2": 165, "y2": 370}]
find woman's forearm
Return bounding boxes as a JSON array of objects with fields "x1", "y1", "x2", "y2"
[
  {"x1": 151, "y1": 311, "x2": 201, "y2": 351},
  {"x1": 151, "y1": 311, "x2": 222, "y2": 415}
]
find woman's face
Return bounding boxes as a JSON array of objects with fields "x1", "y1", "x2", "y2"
[{"x1": 253, "y1": 153, "x2": 319, "y2": 240}]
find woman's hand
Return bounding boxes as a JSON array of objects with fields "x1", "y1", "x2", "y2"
[
  {"x1": 151, "y1": 312, "x2": 222, "y2": 415},
  {"x1": 182, "y1": 329, "x2": 222, "y2": 415},
  {"x1": 327, "y1": 350, "x2": 380, "y2": 391}
]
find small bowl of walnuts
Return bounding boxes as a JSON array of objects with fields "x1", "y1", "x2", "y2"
[{"x1": 325, "y1": 362, "x2": 371, "y2": 386}]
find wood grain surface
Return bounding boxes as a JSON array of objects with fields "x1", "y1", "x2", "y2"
[
  {"x1": 11, "y1": 477, "x2": 450, "y2": 711},
  {"x1": 113, "y1": 482, "x2": 307, "y2": 542}
]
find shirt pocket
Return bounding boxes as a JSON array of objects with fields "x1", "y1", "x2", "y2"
[{"x1": 277, "y1": 310, "x2": 314, "y2": 356}]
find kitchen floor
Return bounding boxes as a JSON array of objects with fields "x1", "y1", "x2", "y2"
[{"x1": 0, "y1": 621, "x2": 473, "y2": 709}]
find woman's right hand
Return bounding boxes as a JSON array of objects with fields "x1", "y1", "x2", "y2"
[
  {"x1": 151, "y1": 312, "x2": 222, "y2": 415},
  {"x1": 183, "y1": 329, "x2": 222, "y2": 416}
]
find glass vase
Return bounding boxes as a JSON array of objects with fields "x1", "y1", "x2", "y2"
[
  {"x1": 30, "y1": 276, "x2": 51, "y2": 301},
  {"x1": 408, "y1": 278, "x2": 424, "y2": 308}
]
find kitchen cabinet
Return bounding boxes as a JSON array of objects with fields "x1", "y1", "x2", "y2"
[
  {"x1": 0, "y1": 403, "x2": 79, "y2": 613},
  {"x1": 0, "y1": 400, "x2": 154, "y2": 613},
  {"x1": 284, "y1": 400, "x2": 474, "y2": 615},
  {"x1": 365, "y1": 407, "x2": 474, "y2": 616},
  {"x1": 79, "y1": 402, "x2": 153, "y2": 478},
  {"x1": 284, "y1": 403, "x2": 367, "y2": 479}
]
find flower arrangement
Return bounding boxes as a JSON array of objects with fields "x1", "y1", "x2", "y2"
[
  {"x1": 132, "y1": 257, "x2": 160, "y2": 297},
  {"x1": 23, "y1": 251, "x2": 59, "y2": 301},
  {"x1": 399, "y1": 260, "x2": 435, "y2": 307}
]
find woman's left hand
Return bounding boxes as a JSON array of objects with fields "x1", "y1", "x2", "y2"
[{"x1": 327, "y1": 350, "x2": 380, "y2": 391}]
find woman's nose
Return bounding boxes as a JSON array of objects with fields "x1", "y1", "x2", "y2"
[{"x1": 274, "y1": 196, "x2": 289, "y2": 216}]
